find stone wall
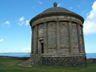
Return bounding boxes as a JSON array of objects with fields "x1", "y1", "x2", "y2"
[
  {"x1": 71, "y1": 23, "x2": 79, "y2": 54},
  {"x1": 30, "y1": 15, "x2": 86, "y2": 66},
  {"x1": 42, "y1": 56, "x2": 86, "y2": 67},
  {"x1": 31, "y1": 16, "x2": 85, "y2": 56},
  {"x1": 47, "y1": 22, "x2": 56, "y2": 54},
  {"x1": 38, "y1": 24, "x2": 44, "y2": 38},
  {"x1": 59, "y1": 22, "x2": 69, "y2": 55}
]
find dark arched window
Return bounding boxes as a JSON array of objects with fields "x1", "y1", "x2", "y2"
[{"x1": 39, "y1": 39, "x2": 44, "y2": 53}]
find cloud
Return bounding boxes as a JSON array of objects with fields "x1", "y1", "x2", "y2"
[
  {"x1": 18, "y1": 17, "x2": 25, "y2": 26},
  {"x1": 19, "y1": 17, "x2": 24, "y2": 21},
  {"x1": 0, "y1": 38, "x2": 4, "y2": 43},
  {"x1": 5, "y1": 21, "x2": 10, "y2": 25},
  {"x1": 25, "y1": 20, "x2": 29, "y2": 26},
  {"x1": 18, "y1": 17, "x2": 29, "y2": 26},
  {"x1": 84, "y1": 1, "x2": 96, "y2": 35}
]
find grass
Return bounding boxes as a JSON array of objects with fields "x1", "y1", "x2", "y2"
[{"x1": 0, "y1": 58, "x2": 96, "y2": 72}]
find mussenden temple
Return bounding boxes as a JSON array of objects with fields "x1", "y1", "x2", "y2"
[{"x1": 21, "y1": 2, "x2": 87, "y2": 67}]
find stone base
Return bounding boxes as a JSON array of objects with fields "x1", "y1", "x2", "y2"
[
  {"x1": 42, "y1": 56, "x2": 87, "y2": 67},
  {"x1": 19, "y1": 56, "x2": 87, "y2": 67}
]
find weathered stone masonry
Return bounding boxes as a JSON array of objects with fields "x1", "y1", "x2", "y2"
[{"x1": 30, "y1": 3, "x2": 86, "y2": 67}]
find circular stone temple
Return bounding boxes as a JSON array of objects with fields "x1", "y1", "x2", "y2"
[{"x1": 30, "y1": 2, "x2": 86, "y2": 67}]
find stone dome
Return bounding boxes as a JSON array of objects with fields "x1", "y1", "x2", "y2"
[
  {"x1": 30, "y1": 4, "x2": 84, "y2": 25},
  {"x1": 43, "y1": 7, "x2": 71, "y2": 13}
]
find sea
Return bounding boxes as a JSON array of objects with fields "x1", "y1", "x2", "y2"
[{"x1": 0, "y1": 53, "x2": 96, "y2": 59}]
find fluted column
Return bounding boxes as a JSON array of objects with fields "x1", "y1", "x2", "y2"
[
  {"x1": 68, "y1": 21, "x2": 72, "y2": 54},
  {"x1": 36, "y1": 25, "x2": 38, "y2": 54},
  {"x1": 33, "y1": 25, "x2": 38, "y2": 54},
  {"x1": 56, "y1": 18, "x2": 60, "y2": 52},
  {"x1": 79, "y1": 25, "x2": 84, "y2": 53},
  {"x1": 44, "y1": 22, "x2": 48, "y2": 54},
  {"x1": 31, "y1": 26, "x2": 34, "y2": 54},
  {"x1": 77, "y1": 24, "x2": 81, "y2": 52},
  {"x1": 81, "y1": 27, "x2": 85, "y2": 53},
  {"x1": 33, "y1": 26, "x2": 36, "y2": 54}
]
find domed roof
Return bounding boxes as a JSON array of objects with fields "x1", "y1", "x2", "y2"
[
  {"x1": 30, "y1": 2, "x2": 84, "y2": 25},
  {"x1": 43, "y1": 7, "x2": 72, "y2": 13}
]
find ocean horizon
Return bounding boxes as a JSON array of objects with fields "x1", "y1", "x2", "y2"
[{"x1": 0, "y1": 53, "x2": 96, "y2": 59}]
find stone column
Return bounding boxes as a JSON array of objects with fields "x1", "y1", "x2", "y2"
[
  {"x1": 44, "y1": 22, "x2": 48, "y2": 54},
  {"x1": 34, "y1": 25, "x2": 38, "y2": 54},
  {"x1": 81, "y1": 26, "x2": 85, "y2": 53},
  {"x1": 31, "y1": 26, "x2": 34, "y2": 54},
  {"x1": 77, "y1": 24, "x2": 81, "y2": 53},
  {"x1": 68, "y1": 21, "x2": 73, "y2": 54},
  {"x1": 79, "y1": 25, "x2": 84, "y2": 53},
  {"x1": 38, "y1": 39, "x2": 41, "y2": 54},
  {"x1": 33, "y1": 26, "x2": 36, "y2": 54},
  {"x1": 36, "y1": 25, "x2": 38, "y2": 54},
  {"x1": 56, "y1": 18, "x2": 60, "y2": 53}
]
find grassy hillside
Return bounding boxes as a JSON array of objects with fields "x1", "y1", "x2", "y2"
[{"x1": 0, "y1": 58, "x2": 96, "y2": 72}]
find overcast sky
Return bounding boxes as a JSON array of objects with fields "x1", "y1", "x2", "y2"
[{"x1": 0, "y1": 0, "x2": 96, "y2": 53}]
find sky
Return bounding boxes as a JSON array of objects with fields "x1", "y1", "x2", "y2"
[{"x1": 0, "y1": 0, "x2": 96, "y2": 53}]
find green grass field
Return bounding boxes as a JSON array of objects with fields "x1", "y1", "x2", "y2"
[{"x1": 0, "y1": 58, "x2": 96, "y2": 72}]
